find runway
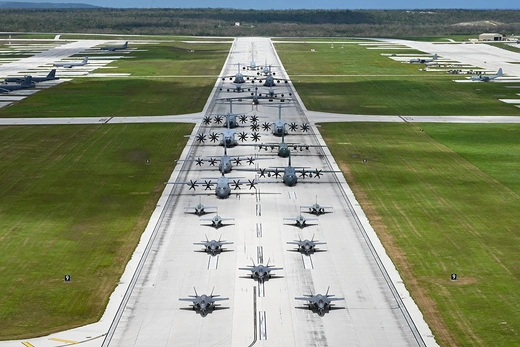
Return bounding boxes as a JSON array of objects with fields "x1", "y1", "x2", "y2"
[
  {"x1": 0, "y1": 37, "x2": 443, "y2": 347},
  {"x1": 100, "y1": 37, "x2": 435, "y2": 346}
]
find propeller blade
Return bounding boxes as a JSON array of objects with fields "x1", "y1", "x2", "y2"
[
  {"x1": 209, "y1": 133, "x2": 219, "y2": 143},
  {"x1": 233, "y1": 157, "x2": 242, "y2": 165},
  {"x1": 196, "y1": 158, "x2": 204, "y2": 166},
  {"x1": 214, "y1": 115, "x2": 223, "y2": 124},
  {"x1": 202, "y1": 116, "x2": 212, "y2": 125},
  {"x1": 301, "y1": 123, "x2": 310, "y2": 132},
  {"x1": 289, "y1": 122, "x2": 298, "y2": 132},
  {"x1": 259, "y1": 168, "x2": 266, "y2": 178},
  {"x1": 204, "y1": 180, "x2": 213, "y2": 190},
  {"x1": 238, "y1": 132, "x2": 248, "y2": 142},
  {"x1": 239, "y1": 115, "x2": 248, "y2": 124},
  {"x1": 247, "y1": 157, "x2": 255, "y2": 165},
  {"x1": 250, "y1": 123, "x2": 259, "y2": 131},
  {"x1": 252, "y1": 132, "x2": 261, "y2": 142},
  {"x1": 262, "y1": 122, "x2": 271, "y2": 131},
  {"x1": 250, "y1": 115, "x2": 259, "y2": 123},
  {"x1": 273, "y1": 168, "x2": 281, "y2": 178},
  {"x1": 189, "y1": 180, "x2": 198, "y2": 190},
  {"x1": 248, "y1": 179, "x2": 256, "y2": 190},
  {"x1": 196, "y1": 133, "x2": 207, "y2": 143},
  {"x1": 209, "y1": 158, "x2": 217, "y2": 166},
  {"x1": 232, "y1": 180, "x2": 241, "y2": 190},
  {"x1": 314, "y1": 169, "x2": 322, "y2": 178}
]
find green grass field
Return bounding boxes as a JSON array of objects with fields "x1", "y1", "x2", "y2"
[
  {"x1": 0, "y1": 40, "x2": 230, "y2": 118},
  {"x1": 276, "y1": 42, "x2": 520, "y2": 116},
  {"x1": 0, "y1": 123, "x2": 192, "y2": 339},
  {"x1": 320, "y1": 123, "x2": 520, "y2": 346}
]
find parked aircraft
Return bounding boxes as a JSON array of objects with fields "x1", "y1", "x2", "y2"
[
  {"x1": 4, "y1": 69, "x2": 58, "y2": 83},
  {"x1": 166, "y1": 173, "x2": 256, "y2": 199},
  {"x1": 470, "y1": 68, "x2": 503, "y2": 82},
  {"x1": 0, "y1": 76, "x2": 35, "y2": 93},
  {"x1": 203, "y1": 100, "x2": 249, "y2": 128},
  {"x1": 244, "y1": 155, "x2": 337, "y2": 187},
  {"x1": 239, "y1": 259, "x2": 283, "y2": 281},
  {"x1": 255, "y1": 74, "x2": 288, "y2": 87},
  {"x1": 225, "y1": 87, "x2": 291, "y2": 105},
  {"x1": 184, "y1": 196, "x2": 217, "y2": 216},
  {"x1": 200, "y1": 212, "x2": 235, "y2": 229},
  {"x1": 287, "y1": 234, "x2": 326, "y2": 254},
  {"x1": 283, "y1": 214, "x2": 318, "y2": 228},
  {"x1": 262, "y1": 105, "x2": 307, "y2": 137},
  {"x1": 409, "y1": 54, "x2": 437, "y2": 64},
  {"x1": 295, "y1": 287, "x2": 344, "y2": 316},
  {"x1": 220, "y1": 83, "x2": 251, "y2": 93},
  {"x1": 100, "y1": 41, "x2": 128, "y2": 51},
  {"x1": 194, "y1": 235, "x2": 233, "y2": 256},
  {"x1": 196, "y1": 119, "x2": 261, "y2": 148},
  {"x1": 221, "y1": 64, "x2": 255, "y2": 84},
  {"x1": 300, "y1": 196, "x2": 333, "y2": 215},
  {"x1": 53, "y1": 57, "x2": 88, "y2": 68},
  {"x1": 256, "y1": 132, "x2": 321, "y2": 158},
  {"x1": 243, "y1": 44, "x2": 259, "y2": 70},
  {"x1": 179, "y1": 287, "x2": 228, "y2": 316}
]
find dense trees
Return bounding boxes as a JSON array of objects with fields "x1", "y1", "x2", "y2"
[{"x1": 0, "y1": 9, "x2": 519, "y2": 37}]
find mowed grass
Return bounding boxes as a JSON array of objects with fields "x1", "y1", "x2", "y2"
[
  {"x1": 276, "y1": 42, "x2": 520, "y2": 115},
  {"x1": 0, "y1": 40, "x2": 231, "y2": 118},
  {"x1": 110, "y1": 41, "x2": 231, "y2": 76},
  {"x1": 320, "y1": 122, "x2": 520, "y2": 346},
  {"x1": 0, "y1": 123, "x2": 192, "y2": 339},
  {"x1": 0, "y1": 78, "x2": 214, "y2": 118}
]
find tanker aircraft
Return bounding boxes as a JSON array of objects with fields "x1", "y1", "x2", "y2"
[{"x1": 53, "y1": 57, "x2": 88, "y2": 68}]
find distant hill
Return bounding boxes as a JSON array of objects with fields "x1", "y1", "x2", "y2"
[{"x1": 0, "y1": 2, "x2": 101, "y2": 8}]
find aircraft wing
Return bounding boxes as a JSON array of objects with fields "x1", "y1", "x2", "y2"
[
  {"x1": 295, "y1": 297, "x2": 315, "y2": 302},
  {"x1": 300, "y1": 205, "x2": 333, "y2": 210},
  {"x1": 283, "y1": 217, "x2": 298, "y2": 222},
  {"x1": 219, "y1": 241, "x2": 233, "y2": 245},
  {"x1": 219, "y1": 218, "x2": 235, "y2": 222},
  {"x1": 328, "y1": 297, "x2": 345, "y2": 301},
  {"x1": 267, "y1": 267, "x2": 283, "y2": 271},
  {"x1": 211, "y1": 297, "x2": 229, "y2": 301},
  {"x1": 179, "y1": 298, "x2": 196, "y2": 302},
  {"x1": 286, "y1": 241, "x2": 300, "y2": 245},
  {"x1": 193, "y1": 242, "x2": 209, "y2": 245}
]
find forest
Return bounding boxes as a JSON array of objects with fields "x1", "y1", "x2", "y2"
[{"x1": 0, "y1": 8, "x2": 519, "y2": 37}]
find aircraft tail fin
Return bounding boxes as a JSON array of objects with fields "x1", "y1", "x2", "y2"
[
  {"x1": 325, "y1": 286, "x2": 330, "y2": 297},
  {"x1": 433, "y1": 54, "x2": 438, "y2": 60},
  {"x1": 193, "y1": 287, "x2": 199, "y2": 297},
  {"x1": 123, "y1": 41, "x2": 128, "y2": 48},
  {"x1": 21, "y1": 76, "x2": 33, "y2": 87},
  {"x1": 210, "y1": 286, "x2": 215, "y2": 297},
  {"x1": 250, "y1": 257, "x2": 256, "y2": 267},
  {"x1": 83, "y1": 57, "x2": 88, "y2": 64},
  {"x1": 47, "y1": 69, "x2": 56, "y2": 78},
  {"x1": 496, "y1": 68, "x2": 503, "y2": 77}
]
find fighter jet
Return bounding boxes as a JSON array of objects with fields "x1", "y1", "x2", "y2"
[
  {"x1": 0, "y1": 76, "x2": 35, "y2": 93},
  {"x1": 194, "y1": 235, "x2": 233, "y2": 255},
  {"x1": 4, "y1": 69, "x2": 58, "y2": 83},
  {"x1": 53, "y1": 57, "x2": 88, "y2": 68},
  {"x1": 184, "y1": 196, "x2": 217, "y2": 216},
  {"x1": 100, "y1": 41, "x2": 128, "y2": 51},
  {"x1": 165, "y1": 173, "x2": 256, "y2": 199},
  {"x1": 179, "y1": 287, "x2": 229, "y2": 316},
  {"x1": 470, "y1": 68, "x2": 503, "y2": 82},
  {"x1": 287, "y1": 234, "x2": 326, "y2": 254},
  {"x1": 295, "y1": 287, "x2": 344, "y2": 316},
  {"x1": 409, "y1": 54, "x2": 437, "y2": 64},
  {"x1": 283, "y1": 214, "x2": 318, "y2": 228},
  {"x1": 300, "y1": 196, "x2": 333, "y2": 216},
  {"x1": 262, "y1": 105, "x2": 307, "y2": 137},
  {"x1": 239, "y1": 259, "x2": 283, "y2": 281},
  {"x1": 200, "y1": 211, "x2": 235, "y2": 229}
]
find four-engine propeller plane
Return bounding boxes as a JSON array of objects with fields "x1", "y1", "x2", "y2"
[
  {"x1": 166, "y1": 173, "x2": 256, "y2": 199},
  {"x1": 179, "y1": 287, "x2": 229, "y2": 316},
  {"x1": 470, "y1": 68, "x2": 503, "y2": 82},
  {"x1": 295, "y1": 287, "x2": 344, "y2": 316}
]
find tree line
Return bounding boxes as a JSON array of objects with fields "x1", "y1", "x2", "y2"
[{"x1": 0, "y1": 9, "x2": 519, "y2": 37}]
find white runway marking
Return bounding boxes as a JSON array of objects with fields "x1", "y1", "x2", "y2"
[
  {"x1": 208, "y1": 255, "x2": 218, "y2": 269},
  {"x1": 256, "y1": 223, "x2": 262, "y2": 238},
  {"x1": 256, "y1": 246, "x2": 263, "y2": 264},
  {"x1": 259, "y1": 311, "x2": 267, "y2": 340},
  {"x1": 302, "y1": 254, "x2": 313, "y2": 269}
]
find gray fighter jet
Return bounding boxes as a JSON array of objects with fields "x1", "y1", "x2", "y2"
[
  {"x1": 166, "y1": 173, "x2": 256, "y2": 199},
  {"x1": 194, "y1": 235, "x2": 233, "y2": 255},
  {"x1": 295, "y1": 287, "x2": 344, "y2": 316},
  {"x1": 200, "y1": 211, "x2": 234, "y2": 229},
  {"x1": 184, "y1": 196, "x2": 217, "y2": 216},
  {"x1": 287, "y1": 234, "x2": 326, "y2": 254},
  {"x1": 100, "y1": 41, "x2": 128, "y2": 51},
  {"x1": 239, "y1": 259, "x2": 283, "y2": 281},
  {"x1": 4, "y1": 69, "x2": 58, "y2": 83},
  {"x1": 300, "y1": 196, "x2": 333, "y2": 216},
  {"x1": 179, "y1": 287, "x2": 229, "y2": 316},
  {"x1": 53, "y1": 57, "x2": 88, "y2": 68},
  {"x1": 283, "y1": 214, "x2": 318, "y2": 228}
]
